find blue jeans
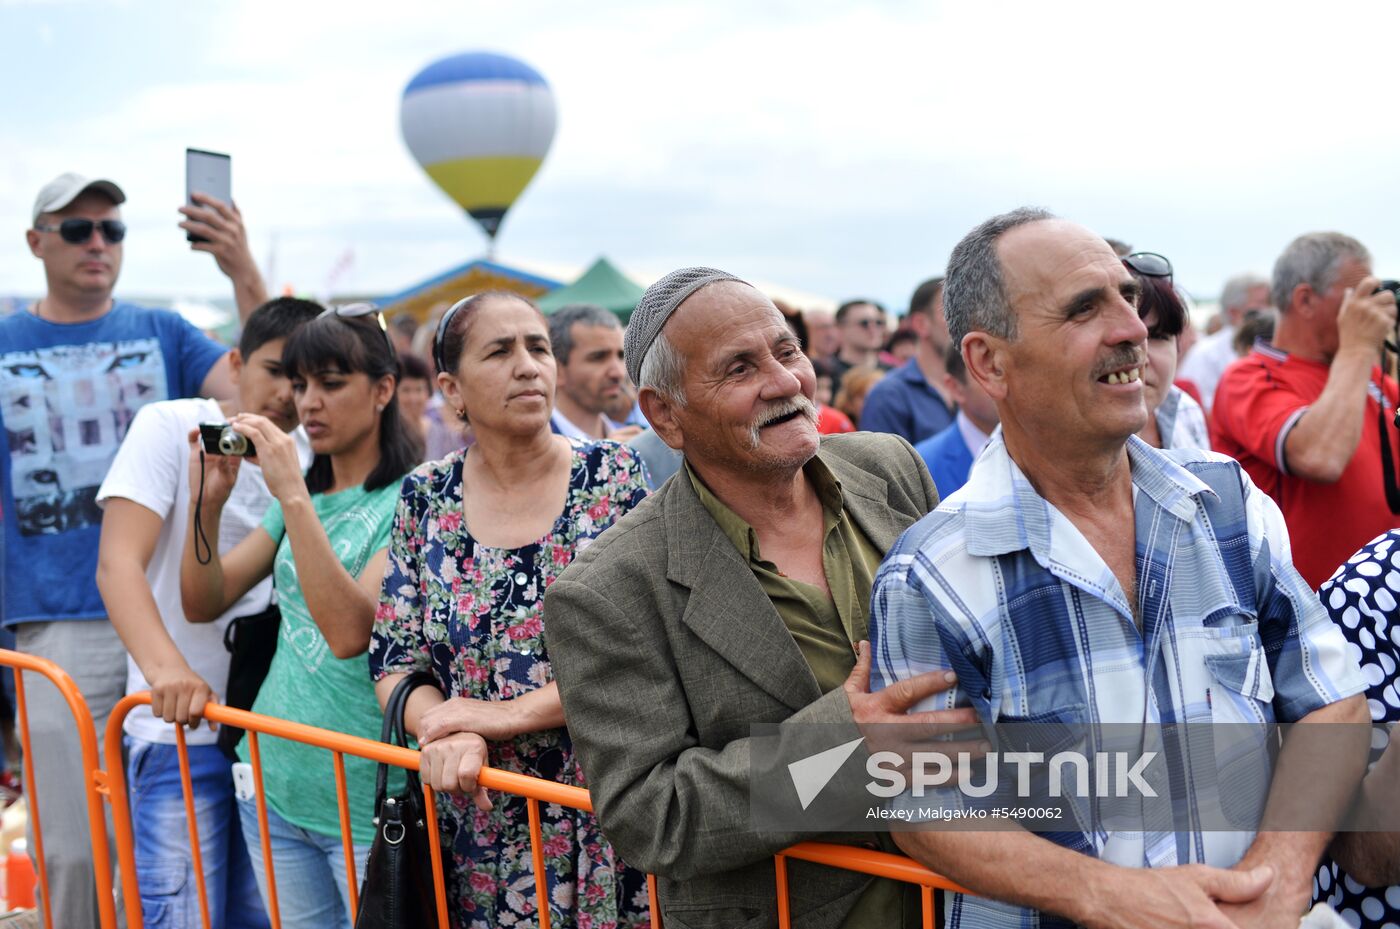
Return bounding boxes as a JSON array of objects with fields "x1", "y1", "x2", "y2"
[
  {"x1": 127, "y1": 738, "x2": 268, "y2": 929},
  {"x1": 236, "y1": 796, "x2": 370, "y2": 929}
]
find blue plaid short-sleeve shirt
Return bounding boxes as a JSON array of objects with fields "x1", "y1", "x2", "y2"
[{"x1": 870, "y1": 434, "x2": 1364, "y2": 929}]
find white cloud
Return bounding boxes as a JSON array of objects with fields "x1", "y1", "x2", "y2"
[{"x1": 6, "y1": 0, "x2": 1400, "y2": 309}]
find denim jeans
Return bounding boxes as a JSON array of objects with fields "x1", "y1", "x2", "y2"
[
  {"x1": 236, "y1": 796, "x2": 370, "y2": 929},
  {"x1": 127, "y1": 737, "x2": 268, "y2": 929}
]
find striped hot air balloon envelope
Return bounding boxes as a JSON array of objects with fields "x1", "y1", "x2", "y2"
[{"x1": 400, "y1": 51, "x2": 557, "y2": 241}]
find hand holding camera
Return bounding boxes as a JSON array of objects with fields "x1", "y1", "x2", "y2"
[
  {"x1": 1338, "y1": 275, "x2": 1398, "y2": 359},
  {"x1": 188, "y1": 426, "x2": 244, "y2": 513},
  {"x1": 223, "y1": 413, "x2": 308, "y2": 506}
]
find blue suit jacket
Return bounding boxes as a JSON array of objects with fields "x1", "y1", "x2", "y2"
[{"x1": 913, "y1": 423, "x2": 973, "y2": 500}]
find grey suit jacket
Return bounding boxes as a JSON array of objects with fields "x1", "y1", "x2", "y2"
[{"x1": 546, "y1": 432, "x2": 939, "y2": 929}]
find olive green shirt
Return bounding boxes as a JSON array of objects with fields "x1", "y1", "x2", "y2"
[
  {"x1": 686, "y1": 459, "x2": 912, "y2": 928},
  {"x1": 686, "y1": 458, "x2": 883, "y2": 693}
]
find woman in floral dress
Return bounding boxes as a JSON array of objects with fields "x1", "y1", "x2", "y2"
[{"x1": 370, "y1": 292, "x2": 651, "y2": 929}]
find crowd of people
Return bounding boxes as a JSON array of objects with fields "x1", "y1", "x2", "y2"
[{"x1": 7, "y1": 170, "x2": 1400, "y2": 929}]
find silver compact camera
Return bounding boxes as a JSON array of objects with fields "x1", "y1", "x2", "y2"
[{"x1": 198, "y1": 422, "x2": 256, "y2": 457}]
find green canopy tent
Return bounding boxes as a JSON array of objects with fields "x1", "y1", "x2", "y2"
[{"x1": 536, "y1": 257, "x2": 645, "y2": 323}]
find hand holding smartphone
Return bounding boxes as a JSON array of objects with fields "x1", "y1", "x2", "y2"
[{"x1": 185, "y1": 148, "x2": 231, "y2": 243}]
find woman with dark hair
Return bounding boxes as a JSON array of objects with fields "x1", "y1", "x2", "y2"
[
  {"x1": 396, "y1": 350, "x2": 434, "y2": 450},
  {"x1": 369, "y1": 291, "x2": 651, "y2": 928},
  {"x1": 181, "y1": 304, "x2": 419, "y2": 928},
  {"x1": 1123, "y1": 253, "x2": 1211, "y2": 449}
]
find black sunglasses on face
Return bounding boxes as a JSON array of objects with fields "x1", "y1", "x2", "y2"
[
  {"x1": 33, "y1": 218, "x2": 127, "y2": 245},
  {"x1": 319, "y1": 303, "x2": 395, "y2": 354},
  {"x1": 854, "y1": 317, "x2": 886, "y2": 329},
  {"x1": 1123, "y1": 252, "x2": 1172, "y2": 280}
]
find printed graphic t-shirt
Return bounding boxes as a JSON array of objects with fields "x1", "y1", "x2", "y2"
[{"x1": 0, "y1": 303, "x2": 226, "y2": 627}]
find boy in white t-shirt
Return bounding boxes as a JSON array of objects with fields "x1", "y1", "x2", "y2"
[{"x1": 95, "y1": 298, "x2": 321, "y2": 929}]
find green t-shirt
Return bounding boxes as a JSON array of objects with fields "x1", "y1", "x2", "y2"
[{"x1": 238, "y1": 481, "x2": 400, "y2": 844}]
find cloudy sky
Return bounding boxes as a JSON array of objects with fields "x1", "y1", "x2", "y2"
[{"x1": 3, "y1": 0, "x2": 1399, "y2": 313}]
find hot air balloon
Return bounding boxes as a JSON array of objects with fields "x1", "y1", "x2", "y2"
[{"x1": 400, "y1": 52, "x2": 557, "y2": 249}]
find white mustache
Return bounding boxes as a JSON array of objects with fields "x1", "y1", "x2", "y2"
[{"x1": 746, "y1": 395, "x2": 818, "y2": 448}]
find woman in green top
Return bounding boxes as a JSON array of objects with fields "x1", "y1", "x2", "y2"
[{"x1": 180, "y1": 305, "x2": 421, "y2": 929}]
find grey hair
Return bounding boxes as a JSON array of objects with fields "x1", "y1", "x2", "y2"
[
  {"x1": 1271, "y1": 233, "x2": 1370, "y2": 314},
  {"x1": 637, "y1": 326, "x2": 687, "y2": 406},
  {"x1": 547, "y1": 303, "x2": 620, "y2": 364},
  {"x1": 943, "y1": 206, "x2": 1056, "y2": 351},
  {"x1": 1104, "y1": 237, "x2": 1133, "y2": 258},
  {"x1": 1218, "y1": 273, "x2": 1269, "y2": 314}
]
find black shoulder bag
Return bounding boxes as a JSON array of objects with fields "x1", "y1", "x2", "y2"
[
  {"x1": 355, "y1": 670, "x2": 444, "y2": 929},
  {"x1": 216, "y1": 602, "x2": 281, "y2": 760}
]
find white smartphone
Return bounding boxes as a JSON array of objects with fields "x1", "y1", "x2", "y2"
[
  {"x1": 185, "y1": 148, "x2": 231, "y2": 242},
  {"x1": 231, "y1": 761, "x2": 256, "y2": 802}
]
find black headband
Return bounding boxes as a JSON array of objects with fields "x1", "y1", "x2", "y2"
[{"x1": 433, "y1": 297, "x2": 469, "y2": 373}]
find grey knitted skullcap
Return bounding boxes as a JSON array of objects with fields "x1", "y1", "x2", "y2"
[{"x1": 625, "y1": 267, "x2": 748, "y2": 386}]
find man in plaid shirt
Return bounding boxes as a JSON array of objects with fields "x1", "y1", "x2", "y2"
[{"x1": 871, "y1": 208, "x2": 1369, "y2": 929}]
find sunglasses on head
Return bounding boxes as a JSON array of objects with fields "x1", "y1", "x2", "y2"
[
  {"x1": 33, "y1": 218, "x2": 127, "y2": 245},
  {"x1": 319, "y1": 303, "x2": 395, "y2": 354},
  {"x1": 1123, "y1": 252, "x2": 1172, "y2": 280}
]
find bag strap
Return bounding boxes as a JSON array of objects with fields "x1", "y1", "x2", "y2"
[
  {"x1": 375, "y1": 671, "x2": 441, "y2": 807},
  {"x1": 1373, "y1": 363, "x2": 1400, "y2": 514}
]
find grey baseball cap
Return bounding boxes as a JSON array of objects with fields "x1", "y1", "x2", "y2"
[
  {"x1": 625, "y1": 267, "x2": 747, "y2": 386},
  {"x1": 32, "y1": 173, "x2": 126, "y2": 224}
]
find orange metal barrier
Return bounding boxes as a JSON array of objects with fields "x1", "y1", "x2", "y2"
[
  {"x1": 102, "y1": 692, "x2": 969, "y2": 929},
  {"x1": 104, "y1": 694, "x2": 456, "y2": 929},
  {"x1": 776, "y1": 842, "x2": 970, "y2": 929},
  {"x1": 0, "y1": 648, "x2": 119, "y2": 929},
  {"x1": 104, "y1": 693, "x2": 634, "y2": 929}
]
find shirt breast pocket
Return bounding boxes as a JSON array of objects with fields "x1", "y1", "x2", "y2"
[
  {"x1": 1177, "y1": 623, "x2": 1278, "y2": 832},
  {"x1": 1178, "y1": 622, "x2": 1277, "y2": 727}
]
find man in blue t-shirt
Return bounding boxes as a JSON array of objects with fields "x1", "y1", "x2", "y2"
[
  {"x1": 3, "y1": 171, "x2": 266, "y2": 929},
  {"x1": 859, "y1": 277, "x2": 956, "y2": 444}
]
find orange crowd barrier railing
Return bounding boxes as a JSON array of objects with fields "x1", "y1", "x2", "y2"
[
  {"x1": 100, "y1": 691, "x2": 969, "y2": 929},
  {"x1": 776, "y1": 842, "x2": 970, "y2": 929},
  {"x1": 104, "y1": 693, "x2": 646, "y2": 929},
  {"x1": 0, "y1": 648, "x2": 119, "y2": 929},
  {"x1": 104, "y1": 693, "x2": 458, "y2": 929}
]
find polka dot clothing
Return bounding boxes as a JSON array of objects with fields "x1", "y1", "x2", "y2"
[{"x1": 1314, "y1": 529, "x2": 1400, "y2": 929}]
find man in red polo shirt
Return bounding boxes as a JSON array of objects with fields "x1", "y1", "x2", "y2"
[{"x1": 1213, "y1": 231, "x2": 1400, "y2": 589}]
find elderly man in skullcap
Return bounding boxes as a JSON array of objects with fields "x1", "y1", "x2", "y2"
[{"x1": 546, "y1": 268, "x2": 959, "y2": 928}]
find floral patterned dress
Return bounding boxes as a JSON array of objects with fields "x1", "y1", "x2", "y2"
[{"x1": 370, "y1": 439, "x2": 651, "y2": 929}]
